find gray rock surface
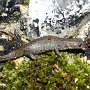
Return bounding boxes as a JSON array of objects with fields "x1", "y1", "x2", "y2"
[{"x1": 26, "y1": 0, "x2": 90, "y2": 40}]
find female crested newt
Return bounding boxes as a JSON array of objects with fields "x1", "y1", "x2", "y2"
[{"x1": 0, "y1": 35, "x2": 87, "y2": 61}]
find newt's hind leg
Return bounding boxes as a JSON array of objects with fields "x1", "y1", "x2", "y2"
[
  {"x1": 55, "y1": 47, "x2": 62, "y2": 57},
  {"x1": 25, "y1": 52, "x2": 38, "y2": 60}
]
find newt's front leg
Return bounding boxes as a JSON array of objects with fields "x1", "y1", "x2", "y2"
[{"x1": 54, "y1": 47, "x2": 62, "y2": 57}]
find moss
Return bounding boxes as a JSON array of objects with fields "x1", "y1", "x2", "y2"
[
  {"x1": 13, "y1": 11, "x2": 21, "y2": 17},
  {"x1": 0, "y1": 52, "x2": 90, "y2": 90},
  {"x1": 11, "y1": 11, "x2": 21, "y2": 20},
  {"x1": 23, "y1": 0, "x2": 30, "y2": 5}
]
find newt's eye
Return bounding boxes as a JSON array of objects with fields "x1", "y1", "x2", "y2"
[{"x1": 78, "y1": 44, "x2": 82, "y2": 47}]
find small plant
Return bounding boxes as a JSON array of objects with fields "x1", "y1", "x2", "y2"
[
  {"x1": 12, "y1": 11, "x2": 21, "y2": 19},
  {"x1": 0, "y1": 52, "x2": 90, "y2": 90}
]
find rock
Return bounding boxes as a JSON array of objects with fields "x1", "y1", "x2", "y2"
[
  {"x1": 0, "y1": 25, "x2": 6, "y2": 30},
  {"x1": 19, "y1": 5, "x2": 28, "y2": 18},
  {"x1": 13, "y1": 57, "x2": 24, "y2": 66},
  {"x1": 27, "y1": 0, "x2": 90, "y2": 39},
  {"x1": 0, "y1": 45, "x2": 4, "y2": 51},
  {"x1": 13, "y1": 56, "x2": 30, "y2": 67}
]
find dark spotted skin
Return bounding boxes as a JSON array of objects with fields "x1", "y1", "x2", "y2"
[{"x1": 0, "y1": 35, "x2": 86, "y2": 61}]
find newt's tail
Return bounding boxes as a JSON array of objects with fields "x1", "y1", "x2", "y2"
[{"x1": 0, "y1": 48, "x2": 24, "y2": 62}]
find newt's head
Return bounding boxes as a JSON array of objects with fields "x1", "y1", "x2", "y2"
[{"x1": 85, "y1": 38, "x2": 90, "y2": 47}]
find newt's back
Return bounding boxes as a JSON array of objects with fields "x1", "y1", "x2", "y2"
[{"x1": 25, "y1": 35, "x2": 86, "y2": 54}]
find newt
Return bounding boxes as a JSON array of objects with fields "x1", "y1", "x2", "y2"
[{"x1": 0, "y1": 35, "x2": 87, "y2": 61}]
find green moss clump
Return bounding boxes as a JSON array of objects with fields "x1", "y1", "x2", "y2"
[
  {"x1": 23, "y1": 0, "x2": 30, "y2": 5},
  {"x1": 0, "y1": 52, "x2": 90, "y2": 90}
]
